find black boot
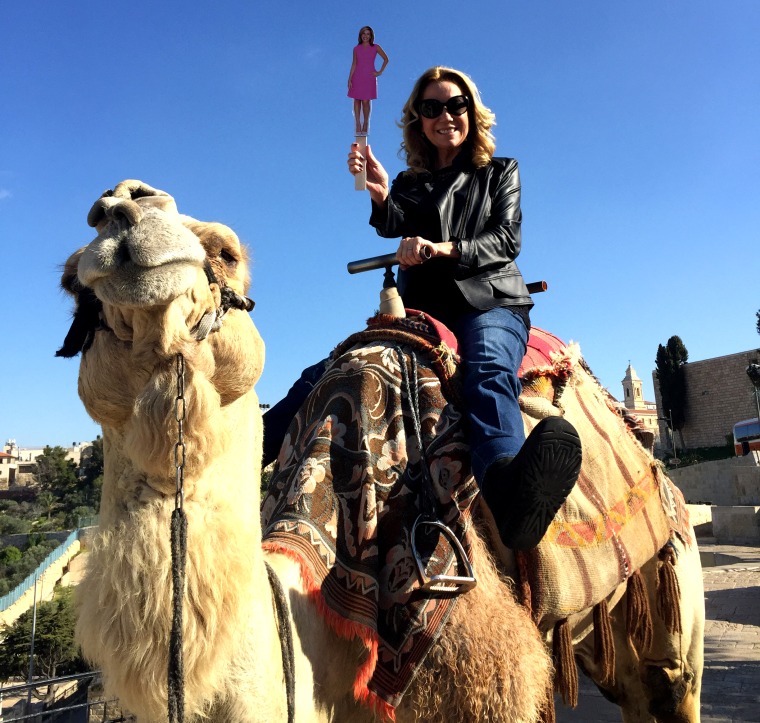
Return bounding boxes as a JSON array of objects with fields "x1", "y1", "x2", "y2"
[{"x1": 481, "y1": 416, "x2": 582, "y2": 550}]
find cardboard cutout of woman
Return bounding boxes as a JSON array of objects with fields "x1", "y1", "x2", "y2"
[{"x1": 347, "y1": 26, "x2": 389, "y2": 137}]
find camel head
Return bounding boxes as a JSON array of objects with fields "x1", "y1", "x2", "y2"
[
  {"x1": 58, "y1": 180, "x2": 255, "y2": 354},
  {"x1": 58, "y1": 180, "x2": 264, "y2": 484}
]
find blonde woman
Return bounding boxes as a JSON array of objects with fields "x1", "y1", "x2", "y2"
[{"x1": 348, "y1": 66, "x2": 582, "y2": 550}]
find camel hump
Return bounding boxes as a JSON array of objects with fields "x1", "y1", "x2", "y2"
[
  {"x1": 520, "y1": 327, "x2": 568, "y2": 377},
  {"x1": 346, "y1": 311, "x2": 568, "y2": 382}
]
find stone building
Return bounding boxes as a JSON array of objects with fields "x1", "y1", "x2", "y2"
[
  {"x1": 618, "y1": 364, "x2": 661, "y2": 453},
  {"x1": 1, "y1": 440, "x2": 94, "y2": 490},
  {"x1": 621, "y1": 364, "x2": 660, "y2": 432},
  {"x1": 0, "y1": 448, "x2": 18, "y2": 488},
  {"x1": 651, "y1": 348, "x2": 760, "y2": 450}
]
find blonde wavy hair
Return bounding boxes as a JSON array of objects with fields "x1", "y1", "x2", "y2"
[{"x1": 399, "y1": 66, "x2": 496, "y2": 173}]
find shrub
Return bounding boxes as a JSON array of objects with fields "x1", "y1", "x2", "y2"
[{"x1": 0, "y1": 546, "x2": 22, "y2": 566}]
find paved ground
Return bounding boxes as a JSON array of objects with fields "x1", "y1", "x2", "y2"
[{"x1": 556, "y1": 542, "x2": 760, "y2": 722}]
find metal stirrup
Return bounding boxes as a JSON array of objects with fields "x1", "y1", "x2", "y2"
[
  {"x1": 411, "y1": 517, "x2": 476, "y2": 593},
  {"x1": 394, "y1": 345, "x2": 477, "y2": 594}
]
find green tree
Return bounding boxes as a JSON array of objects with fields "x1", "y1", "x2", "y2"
[
  {"x1": 77, "y1": 437, "x2": 103, "y2": 509},
  {"x1": 37, "y1": 491, "x2": 57, "y2": 521},
  {"x1": 0, "y1": 545, "x2": 22, "y2": 566},
  {"x1": 0, "y1": 587, "x2": 88, "y2": 683},
  {"x1": 748, "y1": 363, "x2": 760, "y2": 388},
  {"x1": 26, "y1": 531, "x2": 48, "y2": 549},
  {"x1": 35, "y1": 447, "x2": 78, "y2": 500},
  {"x1": 0, "y1": 513, "x2": 31, "y2": 535},
  {"x1": 655, "y1": 335, "x2": 689, "y2": 450},
  {"x1": 0, "y1": 538, "x2": 60, "y2": 594}
]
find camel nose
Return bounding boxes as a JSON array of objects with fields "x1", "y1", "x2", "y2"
[{"x1": 106, "y1": 200, "x2": 144, "y2": 227}]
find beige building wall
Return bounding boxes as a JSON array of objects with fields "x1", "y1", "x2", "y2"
[
  {"x1": 0, "y1": 455, "x2": 15, "y2": 488},
  {"x1": 652, "y1": 348, "x2": 760, "y2": 450}
]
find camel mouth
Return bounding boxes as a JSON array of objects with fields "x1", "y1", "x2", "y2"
[
  {"x1": 78, "y1": 208, "x2": 208, "y2": 307},
  {"x1": 86, "y1": 261, "x2": 203, "y2": 308}
]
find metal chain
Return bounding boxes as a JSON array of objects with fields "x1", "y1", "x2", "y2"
[
  {"x1": 174, "y1": 354, "x2": 186, "y2": 511},
  {"x1": 167, "y1": 352, "x2": 295, "y2": 721},
  {"x1": 169, "y1": 353, "x2": 187, "y2": 723}
]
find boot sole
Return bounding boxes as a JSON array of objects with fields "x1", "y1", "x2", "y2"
[{"x1": 502, "y1": 418, "x2": 582, "y2": 550}]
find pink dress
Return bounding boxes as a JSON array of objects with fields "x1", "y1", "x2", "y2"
[{"x1": 348, "y1": 44, "x2": 378, "y2": 100}]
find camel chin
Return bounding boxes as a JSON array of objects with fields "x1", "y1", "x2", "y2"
[
  {"x1": 88, "y1": 262, "x2": 203, "y2": 308},
  {"x1": 77, "y1": 205, "x2": 207, "y2": 308}
]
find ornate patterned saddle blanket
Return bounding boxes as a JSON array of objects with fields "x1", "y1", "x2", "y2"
[{"x1": 261, "y1": 311, "x2": 691, "y2": 717}]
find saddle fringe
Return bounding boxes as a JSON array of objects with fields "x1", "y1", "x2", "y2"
[
  {"x1": 657, "y1": 544, "x2": 683, "y2": 635},
  {"x1": 518, "y1": 543, "x2": 688, "y2": 716},
  {"x1": 593, "y1": 599, "x2": 615, "y2": 688},
  {"x1": 516, "y1": 550, "x2": 535, "y2": 621},
  {"x1": 626, "y1": 568, "x2": 653, "y2": 652},
  {"x1": 539, "y1": 690, "x2": 557, "y2": 723},
  {"x1": 552, "y1": 618, "x2": 578, "y2": 708}
]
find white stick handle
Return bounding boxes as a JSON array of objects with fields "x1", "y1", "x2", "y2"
[{"x1": 354, "y1": 135, "x2": 367, "y2": 191}]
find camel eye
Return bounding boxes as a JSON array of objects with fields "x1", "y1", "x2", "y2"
[{"x1": 220, "y1": 249, "x2": 237, "y2": 265}]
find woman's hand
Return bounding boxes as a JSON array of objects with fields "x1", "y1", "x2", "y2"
[
  {"x1": 397, "y1": 237, "x2": 435, "y2": 269},
  {"x1": 397, "y1": 238, "x2": 460, "y2": 269},
  {"x1": 347, "y1": 143, "x2": 389, "y2": 204}
]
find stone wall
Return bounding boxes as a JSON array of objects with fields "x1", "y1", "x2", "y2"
[
  {"x1": 653, "y1": 348, "x2": 760, "y2": 449},
  {"x1": 1, "y1": 530, "x2": 74, "y2": 548},
  {"x1": 667, "y1": 452, "x2": 760, "y2": 506},
  {"x1": 712, "y1": 506, "x2": 760, "y2": 544}
]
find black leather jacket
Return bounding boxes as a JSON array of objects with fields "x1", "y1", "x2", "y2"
[{"x1": 370, "y1": 155, "x2": 533, "y2": 316}]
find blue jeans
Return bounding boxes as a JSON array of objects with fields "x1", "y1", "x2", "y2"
[
  {"x1": 450, "y1": 307, "x2": 528, "y2": 485},
  {"x1": 262, "y1": 358, "x2": 328, "y2": 466}
]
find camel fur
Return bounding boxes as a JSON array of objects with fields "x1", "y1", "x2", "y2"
[{"x1": 60, "y1": 180, "x2": 552, "y2": 723}]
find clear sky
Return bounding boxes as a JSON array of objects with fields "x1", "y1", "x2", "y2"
[{"x1": 1, "y1": 1, "x2": 758, "y2": 448}]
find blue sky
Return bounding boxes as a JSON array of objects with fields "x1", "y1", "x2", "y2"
[{"x1": 1, "y1": 1, "x2": 758, "y2": 448}]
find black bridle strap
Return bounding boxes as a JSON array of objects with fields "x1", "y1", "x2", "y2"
[{"x1": 394, "y1": 346, "x2": 436, "y2": 519}]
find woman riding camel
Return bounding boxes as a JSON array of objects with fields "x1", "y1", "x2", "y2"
[
  {"x1": 264, "y1": 66, "x2": 582, "y2": 551},
  {"x1": 346, "y1": 66, "x2": 582, "y2": 550}
]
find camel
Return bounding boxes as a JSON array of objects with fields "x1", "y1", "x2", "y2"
[
  {"x1": 58, "y1": 180, "x2": 553, "y2": 723},
  {"x1": 260, "y1": 293, "x2": 705, "y2": 720}
]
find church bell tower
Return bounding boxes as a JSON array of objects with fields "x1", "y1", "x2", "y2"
[{"x1": 622, "y1": 363, "x2": 645, "y2": 410}]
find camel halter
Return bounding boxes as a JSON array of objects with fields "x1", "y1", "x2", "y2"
[
  {"x1": 192, "y1": 261, "x2": 255, "y2": 341},
  {"x1": 167, "y1": 354, "x2": 296, "y2": 723}
]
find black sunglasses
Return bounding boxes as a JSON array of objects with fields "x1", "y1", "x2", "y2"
[{"x1": 418, "y1": 95, "x2": 470, "y2": 119}]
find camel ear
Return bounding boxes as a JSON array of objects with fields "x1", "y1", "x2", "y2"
[
  {"x1": 61, "y1": 248, "x2": 86, "y2": 296},
  {"x1": 57, "y1": 248, "x2": 103, "y2": 358}
]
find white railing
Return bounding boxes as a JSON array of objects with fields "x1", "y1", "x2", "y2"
[{"x1": 0, "y1": 530, "x2": 79, "y2": 613}]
